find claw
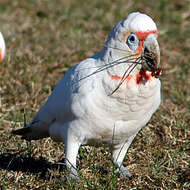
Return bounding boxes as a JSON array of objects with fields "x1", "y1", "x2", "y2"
[{"x1": 115, "y1": 165, "x2": 132, "y2": 178}]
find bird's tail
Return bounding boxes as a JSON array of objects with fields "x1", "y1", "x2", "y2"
[{"x1": 12, "y1": 120, "x2": 50, "y2": 141}]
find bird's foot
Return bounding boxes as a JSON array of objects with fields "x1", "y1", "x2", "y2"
[
  {"x1": 115, "y1": 165, "x2": 132, "y2": 178},
  {"x1": 69, "y1": 171, "x2": 79, "y2": 181},
  {"x1": 66, "y1": 167, "x2": 80, "y2": 181}
]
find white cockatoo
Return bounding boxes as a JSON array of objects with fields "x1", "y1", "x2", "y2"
[
  {"x1": 13, "y1": 12, "x2": 162, "y2": 179},
  {"x1": 0, "y1": 32, "x2": 5, "y2": 62}
]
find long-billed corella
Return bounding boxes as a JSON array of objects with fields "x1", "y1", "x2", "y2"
[{"x1": 12, "y1": 12, "x2": 162, "y2": 180}]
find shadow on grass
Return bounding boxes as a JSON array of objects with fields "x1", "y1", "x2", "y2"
[{"x1": 0, "y1": 150, "x2": 66, "y2": 179}]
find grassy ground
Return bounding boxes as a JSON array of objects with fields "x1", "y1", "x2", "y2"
[{"x1": 0, "y1": 0, "x2": 190, "y2": 189}]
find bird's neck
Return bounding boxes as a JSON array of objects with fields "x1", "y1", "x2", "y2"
[{"x1": 109, "y1": 69, "x2": 152, "y2": 84}]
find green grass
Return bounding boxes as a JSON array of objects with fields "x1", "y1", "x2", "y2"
[{"x1": 0, "y1": 0, "x2": 190, "y2": 189}]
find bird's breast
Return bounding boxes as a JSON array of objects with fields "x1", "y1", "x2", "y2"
[{"x1": 77, "y1": 75, "x2": 161, "y2": 144}]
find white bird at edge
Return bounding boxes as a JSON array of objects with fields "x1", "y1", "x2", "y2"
[
  {"x1": 0, "y1": 32, "x2": 5, "y2": 62},
  {"x1": 12, "y1": 12, "x2": 162, "y2": 180}
]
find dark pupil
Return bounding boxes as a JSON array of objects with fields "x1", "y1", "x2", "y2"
[{"x1": 130, "y1": 35, "x2": 135, "y2": 42}]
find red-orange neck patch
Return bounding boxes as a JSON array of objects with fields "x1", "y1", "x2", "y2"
[
  {"x1": 109, "y1": 70, "x2": 152, "y2": 84},
  {"x1": 136, "y1": 69, "x2": 152, "y2": 84},
  {"x1": 110, "y1": 74, "x2": 132, "y2": 82}
]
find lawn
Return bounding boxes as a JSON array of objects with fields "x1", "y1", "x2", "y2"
[{"x1": 0, "y1": 0, "x2": 190, "y2": 189}]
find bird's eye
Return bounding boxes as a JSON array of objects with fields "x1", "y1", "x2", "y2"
[{"x1": 126, "y1": 33, "x2": 139, "y2": 51}]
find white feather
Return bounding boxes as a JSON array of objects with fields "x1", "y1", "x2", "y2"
[{"x1": 13, "y1": 12, "x2": 161, "y2": 179}]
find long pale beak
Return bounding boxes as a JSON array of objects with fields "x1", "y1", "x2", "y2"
[
  {"x1": 0, "y1": 32, "x2": 5, "y2": 62},
  {"x1": 142, "y1": 34, "x2": 160, "y2": 71}
]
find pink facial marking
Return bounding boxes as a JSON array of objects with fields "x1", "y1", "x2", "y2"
[{"x1": 135, "y1": 30, "x2": 158, "y2": 53}]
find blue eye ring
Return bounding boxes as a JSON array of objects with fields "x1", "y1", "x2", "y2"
[{"x1": 126, "y1": 33, "x2": 139, "y2": 51}]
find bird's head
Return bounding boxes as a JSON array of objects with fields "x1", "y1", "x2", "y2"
[
  {"x1": 0, "y1": 32, "x2": 5, "y2": 62},
  {"x1": 101, "y1": 12, "x2": 162, "y2": 83}
]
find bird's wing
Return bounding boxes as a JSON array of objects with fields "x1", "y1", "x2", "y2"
[
  {"x1": 42, "y1": 57, "x2": 98, "y2": 120},
  {"x1": 12, "y1": 57, "x2": 98, "y2": 140}
]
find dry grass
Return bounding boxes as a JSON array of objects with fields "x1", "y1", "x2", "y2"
[{"x1": 0, "y1": 0, "x2": 190, "y2": 189}]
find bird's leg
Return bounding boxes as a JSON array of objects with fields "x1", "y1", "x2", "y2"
[
  {"x1": 65, "y1": 130, "x2": 81, "y2": 181},
  {"x1": 112, "y1": 132, "x2": 138, "y2": 178}
]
